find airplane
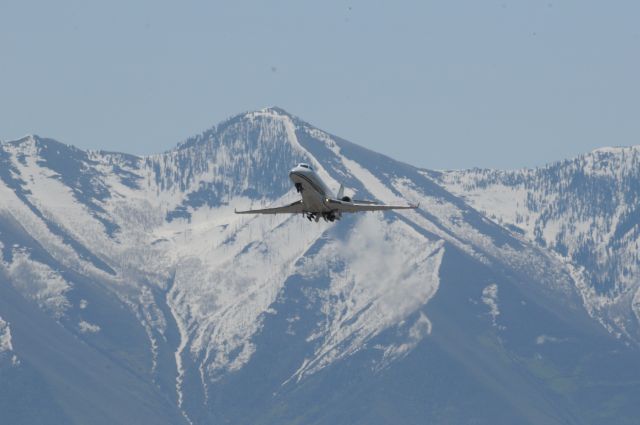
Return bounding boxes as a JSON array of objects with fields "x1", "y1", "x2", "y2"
[{"x1": 234, "y1": 163, "x2": 418, "y2": 222}]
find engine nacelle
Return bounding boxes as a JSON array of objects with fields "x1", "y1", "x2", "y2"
[{"x1": 341, "y1": 196, "x2": 352, "y2": 203}]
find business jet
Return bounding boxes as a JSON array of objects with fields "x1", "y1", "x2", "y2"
[{"x1": 235, "y1": 163, "x2": 418, "y2": 222}]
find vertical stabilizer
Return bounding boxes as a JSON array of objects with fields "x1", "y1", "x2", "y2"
[{"x1": 337, "y1": 184, "x2": 344, "y2": 199}]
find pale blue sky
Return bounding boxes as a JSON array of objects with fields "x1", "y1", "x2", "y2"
[{"x1": 1, "y1": 1, "x2": 639, "y2": 169}]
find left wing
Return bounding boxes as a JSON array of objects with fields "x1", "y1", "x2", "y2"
[
  {"x1": 326, "y1": 198, "x2": 418, "y2": 213},
  {"x1": 235, "y1": 200, "x2": 305, "y2": 215}
]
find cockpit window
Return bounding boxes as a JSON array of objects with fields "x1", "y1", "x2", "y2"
[{"x1": 299, "y1": 163, "x2": 312, "y2": 170}]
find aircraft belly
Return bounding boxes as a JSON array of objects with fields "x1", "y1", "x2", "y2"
[
  {"x1": 301, "y1": 190, "x2": 327, "y2": 212},
  {"x1": 290, "y1": 172, "x2": 330, "y2": 213}
]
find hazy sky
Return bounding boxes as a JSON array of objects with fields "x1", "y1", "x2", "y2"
[{"x1": 1, "y1": 1, "x2": 639, "y2": 169}]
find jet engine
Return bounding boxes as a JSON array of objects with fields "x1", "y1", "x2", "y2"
[{"x1": 341, "y1": 196, "x2": 352, "y2": 202}]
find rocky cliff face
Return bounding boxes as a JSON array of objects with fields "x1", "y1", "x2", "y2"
[{"x1": 1, "y1": 108, "x2": 639, "y2": 424}]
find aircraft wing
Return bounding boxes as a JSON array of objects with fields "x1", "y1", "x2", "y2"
[
  {"x1": 326, "y1": 199, "x2": 418, "y2": 213},
  {"x1": 234, "y1": 200, "x2": 305, "y2": 215}
]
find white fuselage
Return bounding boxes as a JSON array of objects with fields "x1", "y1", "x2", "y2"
[{"x1": 288, "y1": 164, "x2": 334, "y2": 213}]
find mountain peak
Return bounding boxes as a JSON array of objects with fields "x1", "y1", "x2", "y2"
[
  {"x1": 239, "y1": 106, "x2": 297, "y2": 123},
  {"x1": 4, "y1": 133, "x2": 40, "y2": 145},
  {"x1": 4, "y1": 134, "x2": 70, "y2": 151},
  {"x1": 258, "y1": 106, "x2": 291, "y2": 116},
  {"x1": 175, "y1": 106, "x2": 301, "y2": 152},
  {"x1": 1, "y1": 134, "x2": 42, "y2": 155}
]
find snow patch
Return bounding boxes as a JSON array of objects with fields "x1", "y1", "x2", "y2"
[
  {"x1": 166, "y1": 280, "x2": 192, "y2": 424},
  {"x1": 136, "y1": 286, "x2": 167, "y2": 376},
  {"x1": 78, "y1": 321, "x2": 101, "y2": 333},
  {"x1": 4, "y1": 249, "x2": 71, "y2": 318},
  {"x1": 290, "y1": 214, "x2": 444, "y2": 381},
  {"x1": 378, "y1": 312, "x2": 432, "y2": 369},
  {"x1": 0, "y1": 316, "x2": 19, "y2": 366},
  {"x1": 535, "y1": 334, "x2": 567, "y2": 345},
  {"x1": 0, "y1": 317, "x2": 13, "y2": 353},
  {"x1": 482, "y1": 283, "x2": 500, "y2": 326}
]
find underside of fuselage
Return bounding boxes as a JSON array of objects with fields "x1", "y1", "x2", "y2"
[{"x1": 289, "y1": 171, "x2": 341, "y2": 222}]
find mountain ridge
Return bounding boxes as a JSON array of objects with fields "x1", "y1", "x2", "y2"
[{"x1": 439, "y1": 143, "x2": 640, "y2": 343}]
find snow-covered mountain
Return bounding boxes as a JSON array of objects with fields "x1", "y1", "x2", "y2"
[
  {"x1": 1, "y1": 108, "x2": 639, "y2": 424},
  {"x1": 439, "y1": 147, "x2": 640, "y2": 343}
]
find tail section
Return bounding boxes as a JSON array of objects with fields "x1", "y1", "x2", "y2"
[{"x1": 337, "y1": 184, "x2": 345, "y2": 200}]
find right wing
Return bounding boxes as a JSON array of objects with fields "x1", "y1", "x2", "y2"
[
  {"x1": 234, "y1": 200, "x2": 305, "y2": 215},
  {"x1": 326, "y1": 199, "x2": 418, "y2": 213}
]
